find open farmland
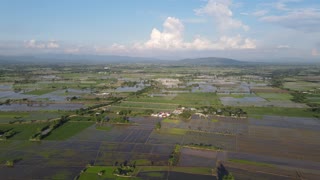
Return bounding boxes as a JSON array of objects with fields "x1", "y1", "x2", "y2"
[{"x1": 0, "y1": 63, "x2": 320, "y2": 180}]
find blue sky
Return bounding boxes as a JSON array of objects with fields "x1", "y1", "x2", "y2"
[{"x1": 0, "y1": 0, "x2": 320, "y2": 61}]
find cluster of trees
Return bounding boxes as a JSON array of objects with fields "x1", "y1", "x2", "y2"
[
  {"x1": 1, "y1": 99, "x2": 11, "y2": 105},
  {"x1": 108, "y1": 116, "x2": 130, "y2": 124},
  {"x1": 308, "y1": 103, "x2": 320, "y2": 118},
  {"x1": 168, "y1": 144, "x2": 181, "y2": 166},
  {"x1": 270, "y1": 78, "x2": 283, "y2": 88},
  {"x1": 76, "y1": 97, "x2": 123, "y2": 115},
  {"x1": 218, "y1": 107, "x2": 247, "y2": 117},
  {"x1": 118, "y1": 109, "x2": 132, "y2": 116},
  {"x1": 200, "y1": 106, "x2": 247, "y2": 118},
  {"x1": 5, "y1": 158, "x2": 22, "y2": 167},
  {"x1": 121, "y1": 81, "x2": 138, "y2": 87},
  {"x1": 186, "y1": 143, "x2": 222, "y2": 150},
  {"x1": 217, "y1": 163, "x2": 235, "y2": 180},
  {"x1": 0, "y1": 129, "x2": 16, "y2": 140},
  {"x1": 113, "y1": 160, "x2": 136, "y2": 177},
  {"x1": 179, "y1": 110, "x2": 192, "y2": 119},
  {"x1": 130, "y1": 86, "x2": 153, "y2": 96},
  {"x1": 291, "y1": 92, "x2": 307, "y2": 103},
  {"x1": 29, "y1": 116, "x2": 68, "y2": 141},
  {"x1": 155, "y1": 122, "x2": 161, "y2": 130}
]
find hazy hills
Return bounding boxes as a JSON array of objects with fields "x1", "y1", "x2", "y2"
[
  {"x1": 178, "y1": 57, "x2": 247, "y2": 66},
  {"x1": 0, "y1": 54, "x2": 251, "y2": 66},
  {"x1": 1, "y1": 54, "x2": 317, "y2": 65}
]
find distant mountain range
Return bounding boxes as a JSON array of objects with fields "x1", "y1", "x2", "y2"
[
  {"x1": 0, "y1": 54, "x2": 160, "y2": 64},
  {"x1": 178, "y1": 57, "x2": 247, "y2": 66},
  {"x1": 1, "y1": 54, "x2": 317, "y2": 65}
]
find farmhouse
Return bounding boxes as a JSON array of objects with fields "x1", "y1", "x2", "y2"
[
  {"x1": 156, "y1": 78, "x2": 180, "y2": 88},
  {"x1": 151, "y1": 112, "x2": 171, "y2": 118}
]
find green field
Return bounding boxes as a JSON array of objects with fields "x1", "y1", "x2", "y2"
[
  {"x1": 69, "y1": 116, "x2": 93, "y2": 121},
  {"x1": 172, "y1": 93, "x2": 221, "y2": 107},
  {"x1": 0, "y1": 123, "x2": 50, "y2": 140},
  {"x1": 125, "y1": 92, "x2": 221, "y2": 108},
  {"x1": 283, "y1": 81, "x2": 320, "y2": 91},
  {"x1": 44, "y1": 122, "x2": 94, "y2": 140},
  {"x1": 229, "y1": 159, "x2": 274, "y2": 167},
  {"x1": 24, "y1": 89, "x2": 55, "y2": 95},
  {"x1": 256, "y1": 93, "x2": 293, "y2": 101},
  {"x1": 162, "y1": 118, "x2": 180, "y2": 124},
  {"x1": 0, "y1": 111, "x2": 68, "y2": 123},
  {"x1": 307, "y1": 94, "x2": 320, "y2": 104},
  {"x1": 79, "y1": 166, "x2": 140, "y2": 180},
  {"x1": 115, "y1": 101, "x2": 178, "y2": 110},
  {"x1": 79, "y1": 166, "x2": 212, "y2": 180},
  {"x1": 96, "y1": 126, "x2": 112, "y2": 131},
  {"x1": 159, "y1": 128, "x2": 188, "y2": 135},
  {"x1": 243, "y1": 107, "x2": 315, "y2": 118}
]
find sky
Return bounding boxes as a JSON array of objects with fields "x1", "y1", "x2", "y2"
[{"x1": 0, "y1": 0, "x2": 320, "y2": 61}]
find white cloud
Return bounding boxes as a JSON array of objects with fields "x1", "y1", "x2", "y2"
[
  {"x1": 194, "y1": 0, "x2": 249, "y2": 31},
  {"x1": 64, "y1": 48, "x2": 79, "y2": 54},
  {"x1": 107, "y1": 17, "x2": 256, "y2": 52},
  {"x1": 274, "y1": 0, "x2": 302, "y2": 11},
  {"x1": 141, "y1": 17, "x2": 184, "y2": 50},
  {"x1": 25, "y1": 39, "x2": 45, "y2": 49},
  {"x1": 25, "y1": 39, "x2": 59, "y2": 49},
  {"x1": 181, "y1": 18, "x2": 207, "y2": 24},
  {"x1": 47, "y1": 41, "x2": 59, "y2": 48},
  {"x1": 260, "y1": 8, "x2": 320, "y2": 33},
  {"x1": 312, "y1": 48, "x2": 320, "y2": 56},
  {"x1": 277, "y1": 45, "x2": 290, "y2": 49},
  {"x1": 253, "y1": 10, "x2": 268, "y2": 16}
]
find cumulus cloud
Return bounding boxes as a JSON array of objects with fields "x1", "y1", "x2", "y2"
[
  {"x1": 277, "y1": 45, "x2": 290, "y2": 49},
  {"x1": 181, "y1": 18, "x2": 207, "y2": 24},
  {"x1": 312, "y1": 48, "x2": 320, "y2": 56},
  {"x1": 260, "y1": 9, "x2": 320, "y2": 33},
  {"x1": 273, "y1": 0, "x2": 302, "y2": 11},
  {"x1": 194, "y1": 0, "x2": 249, "y2": 31},
  {"x1": 47, "y1": 41, "x2": 59, "y2": 48},
  {"x1": 253, "y1": 10, "x2": 269, "y2": 16},
  {"x1": 25, "y1": 39, "x2": 60, "y2": 49},
  {"x1": 111, "y1": 17, "x2": 256, "y2": 52},
  {"x1": 141, "y1": 17, "x2": 184, "y2": 50},
  {"x1": 260, "y1": 0, "x2": 320, "y2": 33},
  {"x1": 261, "y1": 8, "x2": 320, "y2": 33},
  {"x1": 64, "y1": 48, "x2": 79, "y2": 54},
  {"x1": 95, "y1": 43, "x2": 128, "y2": 54}
]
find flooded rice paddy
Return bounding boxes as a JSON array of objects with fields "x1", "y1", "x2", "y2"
[{"x1": 0, "y1": 115, "x2": 319, "y2": 179}]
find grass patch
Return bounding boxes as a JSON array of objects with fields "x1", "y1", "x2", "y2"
[
  {"x1": 162, "y1": 118, "x2": 180, "y2": 124},
  {"x1": 0, "y1": 123, "x2": 50, "y2": 140},
  {"x1": 116, "y1": 101, "x2": 178, "y2": 110},
  {"x1": 160, "y1": 128, "x2": 187, "y2": 135},
  {"x1": 173, "y1": 93, "x2": 221, "y2": 107},
  {"x1": 79, "y1": 166, "x2": 140, "y2": 180},
  {"x1": 24, "y1": 89, "x2": 55, "y2": 95},
  {"x1": 211, "y1": 119, "x2": 218, "y2": 123},
  {"x1": 256, "y1": 93, "x2": 293, "y2": 101},
  {"x1": 143, "y1": 172, "x2": 163, "y2": 177},
  {"x1": 139, "y1": 166, "x2": 212, "y2": 175},
  {"x1": 80, "y1": 166, "x2": 212, "y2": 180},
  {"x1": 44, "y1": 122, "x2": 94, "y2": 140},
  {"x1": 69, "y1": 116, "x2": 93, "y2": 121},
  {"x1": 0, "y1": 111, "x2": 67, "y2": 123},
  {"x1": 96, "y1": 126, "x2": 112, "y2": 131},
  {"x1": 229, "y1": 159, "x2": 274, "y2": 167},
  {"x1": 283, "y1": 81, "x2": 320, "y2": 91},
  {"x1": 243, "y1": 107, "x2": 315, "y2": 118}
]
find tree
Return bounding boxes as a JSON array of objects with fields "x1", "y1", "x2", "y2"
[
  {"x1": 156, "y1": 122, "x2": 161, "y2": 130},
  {"x1": 223, "y1": 173, "x2": 235, "y2": 180}
]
